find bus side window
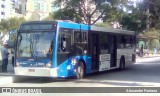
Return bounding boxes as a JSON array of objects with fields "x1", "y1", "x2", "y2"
[
  {"x1": 121, "y1": 36, "x2": 126, "y2": 48},
  {"x1": 100, "y1": 34, "x2": 108, "y2": 54},
  {"x1": 126, "y1": 36, "x2": 131, "y2": 48},
  {"x1": 74, "y1": 31, "x2": 81, "y2": 43},
  {"x1": 131, "y1": 36, "x2": 136, "y2": 48},
  {"x1": 58, "y1": 34, "x2": 71, "y2": 52}
]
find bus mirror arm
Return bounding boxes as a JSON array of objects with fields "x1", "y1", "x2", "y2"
[{"x1": 47, "y1": 52, "x2": 52, "y2": 57}]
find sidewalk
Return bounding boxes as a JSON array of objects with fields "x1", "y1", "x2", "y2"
[
  {"x1": 0, "y1": 49, "x2": 15, "y2": 85},
  {"x1": 0, "y1": 47, "x2": 33, "y2": 85},
  {"x1": 136, "y1": 54, "x2": 160, "y2": 63},
  {"x1": 0, "y1": 59, "x2": 15, "y2": 85},
  {"x1": 0, "y1": 59, "x2": 14, "y2": 73}
]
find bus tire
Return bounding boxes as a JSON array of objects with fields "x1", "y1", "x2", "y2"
[
  {"x1": 76, "y1": 61, "x2": 84, "y2": 79},
  {"x1": 119, "y1": 58, "x2": 125, "y2": 71}
]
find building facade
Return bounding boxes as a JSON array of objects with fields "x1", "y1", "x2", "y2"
[
  {"x1": 0, "y1": 0, "x2": 15, "y2": 20},
  {"x1": 25, "y1": 0, "x2": 54, "y2": 21},
  {"x1": 0, "y1": 0, "x2": 25, "y2": 21},
  {"x1": 0, "y1": 0, "x2": 54, "y2": 21}
]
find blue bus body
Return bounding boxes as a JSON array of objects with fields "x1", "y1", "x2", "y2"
[{"x1": 14, "y1": 21, "x2": 136, "y2": 78}]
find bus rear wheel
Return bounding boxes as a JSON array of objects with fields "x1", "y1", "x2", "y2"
[{"x1": 76, "y1": 61, "x2": 84, "y2": 79}]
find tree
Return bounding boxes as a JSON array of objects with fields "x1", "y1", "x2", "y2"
[
  {"x1": 52, "y1": 8, "x2": 81, "y2": 22},
  {"x1": 43, "y1": 13, "x2": 54, "y2": 20},
  {"x1": 134, "y1": 0, "x2": 160, "y2": 30},
  {"x1": 52, "y1": 0, "x2": 129, "y2": 25},
  {"x1": 0, "y1": 19, "x2": 10, "y2": 33},
  {"x1": 95, "y1": 22, "x2": 112, "y2": 28},
  {"x1": 0, "y1": 17, "x2": 26, "y2": 33}
]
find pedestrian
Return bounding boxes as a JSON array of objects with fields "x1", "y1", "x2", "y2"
[
  {"x1": 140, "y1": 44, "x2": 143, "y2": 57},
  {"x1": 1, "y1": 44, "x2": 9, "y2": 72},
  {"x1": 11, "y1": 48, "x2": 15, "y2": 67},
  {"x1": 154, "y1": 47, "x2": 157, "y2": 54}
]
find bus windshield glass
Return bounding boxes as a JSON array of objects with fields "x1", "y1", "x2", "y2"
[{"x1": 17, "y1": 31, "x2": 54, "y2": 58}]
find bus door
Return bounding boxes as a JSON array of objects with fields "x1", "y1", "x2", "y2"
[
  {"x1": 91, "y1": 33, "x2": 99, "y2": 71},
  {"x1": 110, "y1": 35, "x2": 117, "y2": 67}
]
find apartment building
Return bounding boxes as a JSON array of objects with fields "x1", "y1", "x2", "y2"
[
  {"x1": 0, "y1": 0, "x2": 54, "y2": 21},
  {"x1": 0, "y1": 0, "x2": 26, "y2": 21},
  {"x1": 25, "y1": 0, "x2": 54, "y2": 21},
  {"x1": 0, "y1": 0, "x2": 15, "y2": 20}
]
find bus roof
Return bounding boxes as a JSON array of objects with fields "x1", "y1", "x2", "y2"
[
  {"x1": 20, "y1": 21, "x2": 134, "y2": 35},
  {"x1": 20, "y1": 21, "x2": 89, "y2": 31},
  {"x1": 90, "y1": 26, "x2": 135, "y2": 35},
  {"x1": 58, "y1": 21, "x2": 89, "y2": 30}
]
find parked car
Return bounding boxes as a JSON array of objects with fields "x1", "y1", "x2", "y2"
[
  {"x1": 136, "y1": 48, "x2": 142, "y2": 57},
  {"x1": 136, "y1": 48, "x2": 140, "y2": 55},
  {"x1": 136, "y1": 48, "x2": 149, "y2": 57},
  {"x1": 143, "y1": 48, "x2": 149, "y2": 55}
]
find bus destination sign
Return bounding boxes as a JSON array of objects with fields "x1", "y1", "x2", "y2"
[{"x1": 20, "y1": 24, "x2": 56, "y2": 30}]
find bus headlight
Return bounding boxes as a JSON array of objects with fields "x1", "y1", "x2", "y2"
[
  {"x1": 46, "y1": 61, "x2": 52, "y2": 68},
  {"x1": 16, "y1": 62, "x2": 21, "y2": 67}
]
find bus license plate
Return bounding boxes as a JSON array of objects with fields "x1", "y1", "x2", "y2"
[{"x1": 28, "y1": 69, "x2": 35, "y2": 72}]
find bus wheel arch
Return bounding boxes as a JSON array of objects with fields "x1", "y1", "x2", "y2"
[
  {"x1": 119, "y1": 56, "x2": 125, "y2": 70},
  {"x1": 76, "y1": 59, "x2": 86, "y2": 79}
]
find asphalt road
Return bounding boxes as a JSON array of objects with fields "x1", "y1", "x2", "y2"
[
  {"x1": 1, "y1": 60, "x2": 160, "y2": 96},
  {"x1": 1, "y1": 61, "x2": 160, "y2": 87}
]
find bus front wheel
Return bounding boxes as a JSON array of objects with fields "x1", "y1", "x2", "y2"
[{"x1": 76, "y1": 61, "x2": 84, "y2": 79}]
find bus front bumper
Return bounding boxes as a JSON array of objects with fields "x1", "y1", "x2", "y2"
[{"x1": 14, "y1": 67, "x2": 58, "y2": 77}]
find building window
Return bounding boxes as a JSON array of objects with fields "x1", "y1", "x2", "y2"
[
  {"x1": 40, "y1": 4, "x2": 44, "y2": 10},
  {"x1": 11, "y1": 0, "x2": 15, "y2": 2},
  {"x1": 34, "y1": 3, "x2": 40, "y2": 10},
  {"x1": 1, "y1": 4, "x2": 5, "y2": 8},
  {"x1": 1, "y1": 12, "x2": 5, "y2": 15}
]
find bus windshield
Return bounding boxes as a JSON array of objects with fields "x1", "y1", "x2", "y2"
[{"x1": 17, "y1": 31, "x2": 54, "y2": 58}]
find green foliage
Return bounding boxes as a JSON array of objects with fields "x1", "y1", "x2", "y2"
[
  {"x1": 0, "y1": 17, "x2": 26, "y2": 33},
  {"x1": 102, "y1": 6, "x2": 121, "y2": 22},
  {"x1": 52, "y1": 0, "x2": 129, "y2": 25},
  {"x1": 95, "y1": 22, "x2": 112, "y2": 28},
  {"x1": 0, "y1": 19, "x2": 10, "y2": 32},
  {"x1": 138, "y1": 29, "x2": 160, "y2": 50},
  {"x1": 53, "y1": 8, "x2": 82, "y2": 23},
  {"x1": 150, "y1": 39, "x2": 159, "y2": 49},
  {"x1": 143, "y1": 29, "x2": 160, "y2": 39},
  {"x1": 121, "y1": 13, "x2": 144, "y2": 33},
  {"x1": 43, "y1": 13, "x2": 54, "y2": 20},
  {"x1": 134, "y1": 0, "x2": 160, "y2": 30}
]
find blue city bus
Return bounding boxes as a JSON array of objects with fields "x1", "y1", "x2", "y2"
[{"x1": 14, "y1": 20, "x2": 136, "y2": 79}]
